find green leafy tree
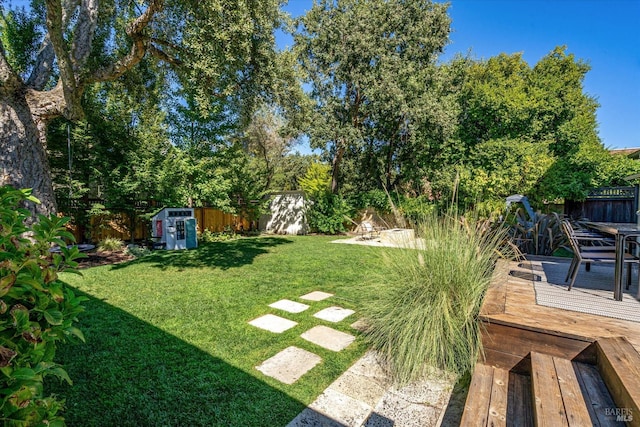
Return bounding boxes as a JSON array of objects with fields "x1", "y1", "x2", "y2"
[
  {"x1": 1, "y1": 0, "x2": 285, "y2": 220},
  {"x1": 441, "y1": 47, "x2": 636, "y2": 206},
  {"x1": 298, "y1": 163, "x2": 331, "y2": 199},
  {"x1": 295, "y1": 0, "x2": 451, "y2": 193}
]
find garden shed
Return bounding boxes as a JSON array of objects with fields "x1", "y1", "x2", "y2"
[
  {"x1": 259, "y1": 191, "x2": 308, "y2": 235},
  {"x1": 151, "y1": 208, "x2": 198, "y2": 250}
]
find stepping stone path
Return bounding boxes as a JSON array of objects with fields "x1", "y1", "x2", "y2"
[
  {"x1": 248, "y1": 314, "x2": 297, "y2": 333},
  {"x1": 314, "y1": 306, "x2": 355, "y2": 323},
  {"x1": 300, "y1": 291, "x2": 334, "y2": 301},
  {"x1": 249, "y1": 291, "x2": 356, "y2": 386},
  {"x1": 269, "y1": 299, "x2": 310, "y2": 313},
  {"x1": 301, "y1": 325, "x2": 355, "y2": 352},
  {"x1": 255, "y1": 346, "x2": 322, "y2": 385}
]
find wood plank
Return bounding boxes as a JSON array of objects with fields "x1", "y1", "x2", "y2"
[
  {"x1": 480, "y1": 348, "x2": 529, "y2": 374},
  {"x1": 481, "y1": 260, "x2": 509, "y2": 316},
  {"x1": 574, "y1": 362, "x2": 625, "y2": 427},
  {"x1": 461, "y1": 363, "x2": 493, "y2": 426},
  {"x1": 488, "y1": 367, "x2": 509, "y2": 426},
  {"x1": 481, "y1": 322, "x2": 594, "y2": 364},
  {"x1": 596, "y1": 337, "x2": 640, "y2": 427},
  {"x1": 530, "y1": 352, "x2": 568, "y2": 427},
  {"x1": 552, "y1": 357, "x2": 592, "y2": 426},
  {"x1": 507, "y1": 373, "x2": 533, "y2": 427}
]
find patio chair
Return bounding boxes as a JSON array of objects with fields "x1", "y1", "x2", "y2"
[
  {"x1": 561, "y1": 220, "x2": 639, "y2": 292},
  {"x1": 359, "y1": 221, "x2": 381, "y2": 240}
]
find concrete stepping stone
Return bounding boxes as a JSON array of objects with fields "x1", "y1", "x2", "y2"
[
  {"x1": 300, "y1": 291, "x2": 334, "y2": 301},
  {"x1": 301, "y1": 325, "x2": 355, "y2": 352},
  {"x1": 269, "y1": 299, "x2": 310, "y2": 314},
  {"x1": 248, "y1": 314, "x2": 297, "y2": 333},
  {"x1": 256, "y1": 346, "x2": 322, "y2": 385},
  {"x1": 313, "y1": 306, "x2": 355, "y2": 323},
  {"x1": 309, "y1": 388, "x2": 372, "y2": 426}
]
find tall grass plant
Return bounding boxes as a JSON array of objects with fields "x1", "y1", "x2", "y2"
[{"x1": 362, "y1": 212, "x2": 516, "y2": 384}]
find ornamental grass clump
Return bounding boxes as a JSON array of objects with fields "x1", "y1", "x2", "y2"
[
  {"x1": 96, "y1": 237, "x2": 124, "y2": 252},
  {"x1": 362, "y1": 212, "x2": 516, "y2": 384}
]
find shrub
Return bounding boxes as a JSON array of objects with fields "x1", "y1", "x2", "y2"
[
  {"x1": 125, "y1": 245, "x2": 152, "y2": 258},
  {"x1": 507, "y1": 211, "x2": 565, "y2": 256},
  {"x1": 0, "y1": 186, "x2": 87, "y2": 425},
  {"x1": 362, "y1": 212, "x2": 515, "y2": 383},
  {"x1": 97, "y1": 237, "x2": 124, "y2": 252},
  {"x1": 307, "y1": 193, "x2": 353, "y2": 234},
  {"x1": 349, "y1": 189, "x2": 391, "y2": 213},
  {"x1": 198, "y1": 227, "x2": 237, "y2": 243},
  {"x1": 397, "y1": 195, "x2": 437, "y2": 226}
]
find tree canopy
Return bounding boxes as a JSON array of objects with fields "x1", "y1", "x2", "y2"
[{"x1": 1, "y1": 0, "x2": 637, "y2": 227}]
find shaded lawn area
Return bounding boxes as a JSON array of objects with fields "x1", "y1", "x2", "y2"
[{"x1": 49, "y1": 236, "x2": 387, "y2": 426}]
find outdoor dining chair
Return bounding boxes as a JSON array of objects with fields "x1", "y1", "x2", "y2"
[{"x1": 561, "y1": 220, "x2": 639, "y2": 292}]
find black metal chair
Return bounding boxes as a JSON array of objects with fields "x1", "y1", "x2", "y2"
[{"x1": 561, "y1": 220, "x2": 638, "y2": 292}]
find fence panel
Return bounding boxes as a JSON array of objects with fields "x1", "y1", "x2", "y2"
[
  {"x1": 565, "y1": 186, "x2": 638, "y2": 223},
  {"x1": 63, "y1": 207, "x2": 249, "y2": 244}
]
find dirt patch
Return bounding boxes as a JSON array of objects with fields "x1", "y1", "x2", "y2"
[{"x1": 77, "y1": 251, "x2": 134, "y2": 269}]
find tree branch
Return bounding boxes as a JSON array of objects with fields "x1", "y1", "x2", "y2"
[
  {"x1": 27, "y1": 0, "x2": 78, "y2": 90},
  {"x1": 88, "y1": 0, "x2": 164, "y2": 83},
  {"x1": 45, "y1": 0, "x2": 83, "y2": 119},
  {"x1": 71, "y1": 0, "x2": 99, "y2": 72},
  {"x1": 0, "y1": 37, "x2": 21, "y2": 90},
  {"x1": 148, "y1": 44, "x2": 183, "y2": 67}
]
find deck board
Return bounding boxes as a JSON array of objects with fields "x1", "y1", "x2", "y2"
[
  {"x1": 553, "y1": 357, "x2": 592, "y2": 426},
  {"x1": 461, "y1": 363, "x2": 493, "y2": 426},
  {"x1": 531, "y1": 352, "x2": 568, "y2": 427}
]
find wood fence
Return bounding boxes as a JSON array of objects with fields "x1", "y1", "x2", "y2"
[
  {"x1": 565, "y1": 186, "x2": 639, "y2": 223},
  {"x1": 65, "y1": 207, "x2": 249, "y2": 243}
]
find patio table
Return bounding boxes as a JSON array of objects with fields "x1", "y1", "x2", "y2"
[{"x1": 584, "y1": 222, "x2": 640, "y2": 301}]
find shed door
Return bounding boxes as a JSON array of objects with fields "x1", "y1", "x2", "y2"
[{"x1": 186, "y1": 218, "x2": 197, "y2": 249}]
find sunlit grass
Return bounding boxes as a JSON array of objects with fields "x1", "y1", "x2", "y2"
[{"x1": 49, "y1": 236, "x2": 386, "y2": 426}]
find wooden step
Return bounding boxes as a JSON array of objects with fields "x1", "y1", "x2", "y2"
[
  {"x1": 530, "y1": 352, "x2": 592, "y2": 426},
  {"x1": 460, "y1": 363, "x2": 509, "y2": 426},
  {"x1": 596, "y1": 337, "x2": 640, "y2": 427}
]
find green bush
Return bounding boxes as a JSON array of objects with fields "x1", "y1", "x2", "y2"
[
  {"x1": 198, "y1": 227, "x2": 237, "y2": 243},
  {"x1": 124, "y1": 245, "x2": 152, "y2": 258},
  {"x1": 97, "y1": 237, "x2": 124, "y2": 252},
  {"x1": 362, "y1": 212, "x2": 515, "y2": 383},
  {"x1": 349, "y1": 189, "x2": 391, "y2": 213},
  {"x1": 307, "y1": 193, "x2": 353, "y2": 234},
  {"x1": 397, "y1": 195, "x2": 437, "y2": 226},
  {"x1": 0, "y1": 186, "x2": 87, "y2": 425}
]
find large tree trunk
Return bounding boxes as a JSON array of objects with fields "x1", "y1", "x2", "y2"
[
  {"x1": 0, "y1": 93, "x2": 58, "y2": 219},
  {"x1": 0, "y1": 0, "x2": 163, "y2": 222},
  {"x1": 330, "y1": 140, "x2": 345, "y2": 194}
]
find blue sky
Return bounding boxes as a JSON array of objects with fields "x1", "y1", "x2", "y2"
[{"x1": 281, "y1": 0, "x2": 640, "y2": 150}]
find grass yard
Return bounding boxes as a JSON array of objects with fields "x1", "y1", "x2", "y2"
[{"x1": 48, "y1": 236, "x2": 387, "y2": 426}]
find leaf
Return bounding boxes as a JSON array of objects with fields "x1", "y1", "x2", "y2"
[
  {"x1": 11, "y1": 368, "x2": 36, "y2": 381},
  {"x1": 43, "y1": 310, "x2": 64, "y2": 326},
  {"x1": 0, "y1": 272, "x2": 16, "y2": 297},
  {"x1": 45, "y1": 366, "x2": 73, "y2": 385},
  {"x1": 64, "y1": 326, "x2": 85, "y2": 342}
]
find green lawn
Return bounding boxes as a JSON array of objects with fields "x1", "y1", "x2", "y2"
[{"x1": 49, "y1": 236, "x2": 387, "y2": 426}]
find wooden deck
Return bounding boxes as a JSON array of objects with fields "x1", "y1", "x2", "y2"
[
  {"x1": 480, "y1": 258, "x2": 640, "y2": 370},
  {"x1": 463, "y1": 257, "x2": 640, "y2": 427}
]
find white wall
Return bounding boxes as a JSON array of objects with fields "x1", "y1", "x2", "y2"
[{"x1": 259, "y1": 192, "x2": 308, "y2": 235}]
